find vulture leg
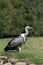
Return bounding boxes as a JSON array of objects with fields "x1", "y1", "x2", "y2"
[
  {"x1": 19, "y1": 47, "x2": 21, "y2": 52},
  {"x1": 16, "y1": 46, "x2": 21, "y2": 52}
]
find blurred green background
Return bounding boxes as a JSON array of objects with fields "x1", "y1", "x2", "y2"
[{"x1": 0, "y1": 0, "x2": 43, "y2": 37}]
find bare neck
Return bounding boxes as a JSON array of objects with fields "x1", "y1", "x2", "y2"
[
  {"x1": 25, "y1": 28, "x2": 29, "y2": 36},
  {"x1": 20, "y1": 27, "x2": 29, "y2": 37}
]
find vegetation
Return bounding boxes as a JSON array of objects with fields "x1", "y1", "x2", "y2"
[
  {"x1": 0, "y1": 0, "x2": 43, "y2": 64},
  {"x1": 0, "y1": 0, "x2": 43, "y2": 37},
  {"x1": 0, "y1": 37, "x2": 43, "y2": 64}
]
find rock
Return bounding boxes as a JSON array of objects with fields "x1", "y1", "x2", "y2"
[
  {"x1": 0, "y1": 59, "x2": 3, "y2": 65},
  {"x1": 4, "y1": 62, "x2": 12, "y2": 65},
  {"x1": 8, "y1": 58, "x2": 18, "y2": 63},
  {"x1": 0, "y1": 56, "x2": 7, "y2": 59},
  {"x1": 15, "y1": 62, "x2": 26, "y2": 65}
]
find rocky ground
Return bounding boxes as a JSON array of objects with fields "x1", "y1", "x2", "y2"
[{"x1": 0, "y1": 55, "x2": 43, "y2": 65}]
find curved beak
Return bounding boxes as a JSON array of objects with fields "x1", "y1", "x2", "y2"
[{"x1": 30, "y1": 27, "x2": 33, "y2": 30}]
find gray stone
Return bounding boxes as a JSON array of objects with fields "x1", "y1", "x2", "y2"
[
  {"x1": 15, "y1": 62, "x2": 26, "y2": 65},
  {"x1": 4, "y1": 62, "x2": 12, "y2": 65},
  {"x1": 8, "y1": 58, "x2": 18, "y2": 63},
  {"x1": 0, "y1": 59, "x2": 3, "y2": 65},
  {"x1": 0, "y1": 56, "x2": 7, "y2": 59}
]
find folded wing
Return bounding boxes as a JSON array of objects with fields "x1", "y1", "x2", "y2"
[{"x1": 8, "y1": 37, "x2": 24, "y2": 47}]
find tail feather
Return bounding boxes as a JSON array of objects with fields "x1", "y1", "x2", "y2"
[
  {"x1": 4, "y1": 45, "x2": 15, "y2": 51},
  {"x1": 4, "y1": 45, "x2": 9, "y2": 52}
]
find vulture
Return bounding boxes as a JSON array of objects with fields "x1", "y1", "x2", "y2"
[{"x1": 4, "y1": 26, "x2": 32, "y2": 52}]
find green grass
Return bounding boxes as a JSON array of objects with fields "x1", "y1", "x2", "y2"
[{"x1": 0, "y1": 37, "x2": 43, "y2": 64}]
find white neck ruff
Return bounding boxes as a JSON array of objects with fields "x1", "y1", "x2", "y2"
[{"x1": 20, "y1": 34, "x2": 26, "y2": 42}]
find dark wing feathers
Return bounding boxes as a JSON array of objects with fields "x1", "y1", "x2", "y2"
[{"x1": 8, "y1": 37, "x2": 24, "y2": 47}]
